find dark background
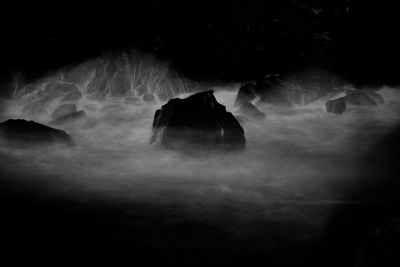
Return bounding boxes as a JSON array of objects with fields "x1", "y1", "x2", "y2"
[
  {"x1": 1, "y1": 0, "x2": 400, "y2": 87},
  {"x1": 1, "y1": 1, "x2": 400, "y2": 266}
]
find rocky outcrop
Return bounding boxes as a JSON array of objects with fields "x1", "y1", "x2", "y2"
[
  {"x1": 234, "y1": 83, "x2": 257, "y2": 107},
  {"x1": 0, "y1": 119, "x2": 73, "y2": 146},
  {"x1": 326, "y1": 90, "x2": 384, "y2": 114},
  {"x1": 151, "y1": 91, "x2": 245, "y2": 150},
  {"x1": 326, "y1": 97, "x2": 346, "y2": 114},
  {"x1": 234, "y1": 70, "x2": 348, "y2": 107},
  {"x1": 345, "y1": 91, "x2": 378, "y2": 106}
]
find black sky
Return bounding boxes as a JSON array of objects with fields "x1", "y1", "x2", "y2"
[{"x1": 1, "y1": 0, "x2": 400, "y2": 85}]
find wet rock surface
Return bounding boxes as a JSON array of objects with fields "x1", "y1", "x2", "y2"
[
  {"x1": 0, "y1": 119, "x2": 73, "y2": 146},
  {"x1": 151, "y1": 91, "x2": 245, "y2": 150}
]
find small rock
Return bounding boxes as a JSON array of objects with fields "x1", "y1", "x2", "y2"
[
  {"x1": 326, "y1": 97, "x2": 346, "y2": 114},
  {"x1": 143, "y1": 93, "x2": 157, "y2": 102},
  {"x1": 51, "y1": 104, "x2": 77, "y2": 119}
]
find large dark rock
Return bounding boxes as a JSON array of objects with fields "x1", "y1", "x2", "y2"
[
  {"x1": 345, "y1": 92, "x2": 378, "y2": 106},
  {"x1": 237, "y1": 102, "x2": 266, "y2": 120},
  {"x1": 326, "y1": 97, "x2": 346, "y2": 114},
  {"x1": 151, "y1": 91, "x2": 245, "y2": 150},
  {"x1": 234, "y1": 83, "x2": 257, "y2": 107},
  {"x1": 0, "y1": 119, "x2": 73, "y2": 146}
]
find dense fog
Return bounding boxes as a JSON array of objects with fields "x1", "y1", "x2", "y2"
[
  {"x1": 1, "y1": 56, "x2": 400, "y2": 267},
  {"x1": 2, "y1": 77, "x2": 400, "y2": 235}
]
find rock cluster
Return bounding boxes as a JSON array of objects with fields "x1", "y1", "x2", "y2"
[{"x1": 326, "y1": 90, "x2": 385, "y2": 114}]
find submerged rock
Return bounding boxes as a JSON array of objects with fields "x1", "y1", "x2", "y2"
[
  {"x1": 51, "y1": 104, "x2": 77, "y2": 119},
  {"x1": 345, "y1": 92, "x2": 377, "y2": 106},
  {"x1": 247, "y1": 70, "x2": 348, "y2": 106},
  {"x1": 62, "y1": 90, "x2": 83, "y2": 101},
  {"x1": 151, "y1": 91, "x2": 245, "y2": 150},
  {"x1": 326, "y1": 97, "x2": 346, "y2": 114},
  {"x1": 237, "y1": 102, "x2": 266, "y2": 120},
  {"x1": 50, "y1": 111, "x2": 87, "y2": 125},
  {"x1": 0, "y1": 119, "x2": 73, "y2": 146},
  {"x1": 365, "y1": 90, "x2": 385, "y2": 104},
  {"x1": 143, "y1": 93, "x2": 157, "y2": 102}
]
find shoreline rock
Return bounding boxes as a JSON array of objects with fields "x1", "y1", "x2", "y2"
[{"x1": 0, "y1": 119, "x2": 74, "y2": 146}]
